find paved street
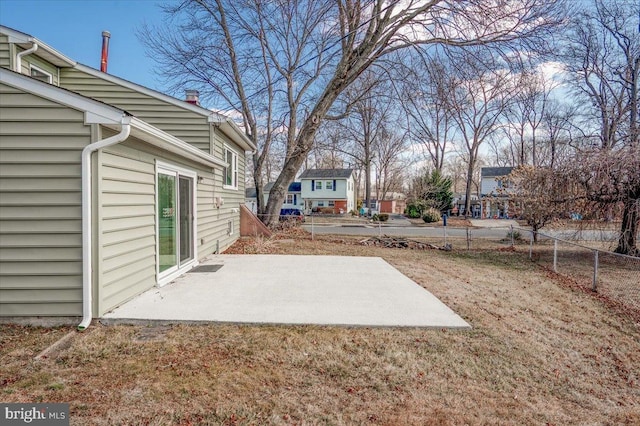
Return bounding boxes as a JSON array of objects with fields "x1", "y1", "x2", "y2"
[
  {"x1": 303, "y1": 218, "x2": 622, "y2": 241},
  {"x1": 303, "y1": 222, "x2": 515, "y2": 238}
]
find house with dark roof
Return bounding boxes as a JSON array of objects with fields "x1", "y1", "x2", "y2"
[
  {"x1": 480, "y1": 167, "x2": 515, "y2": 219},
  {"x1": 299, "y1": 169, "x2": 355, "y2": 214},
  {"x1": 245, "y1": 182, "x2": 303, "y2": 214},
  {"x1": 0, "y1": 25, "x2": 255, "y2": 327}
]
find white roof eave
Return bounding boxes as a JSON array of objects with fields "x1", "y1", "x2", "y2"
[{"x1": 123, "y1": 117, "x2": 227, "y2": 169}]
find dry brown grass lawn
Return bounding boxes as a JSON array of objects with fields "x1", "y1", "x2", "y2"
[{"x1": 1, "y1": 232, "x2": 639, "y2": 425}]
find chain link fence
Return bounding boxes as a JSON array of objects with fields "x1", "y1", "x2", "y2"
[{"x1": 518, "y1": 228, "x2": 640, "y2": 315}]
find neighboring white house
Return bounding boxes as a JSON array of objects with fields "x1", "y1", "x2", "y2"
[
  {"x1": 245, "y1": 182, "x2": 303, "y2": 214},
  {"x1": 299, "y1": 169, "x2": 355, "y2": 214},
  {"x1": 480, "y1": 167, "x2": 515, "y2": 219}
]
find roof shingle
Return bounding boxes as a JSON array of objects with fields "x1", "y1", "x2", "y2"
[{"x1": 298, "y1": 169, "x2": 354, "y2": 179}]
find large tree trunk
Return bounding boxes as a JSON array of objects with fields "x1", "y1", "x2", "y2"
[
  {"x1": 262, "y1": 85, "x2": 341, "y2": 226},
  {"x1": 615, "y1": 197, "x2": 639, "y2": 256},
  {"x1": 464, "y1": 158, "x2": 475, "y2": 218}
]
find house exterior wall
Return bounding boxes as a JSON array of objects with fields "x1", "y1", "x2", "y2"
[
  {"x1": 0, "y1": 82, "x2": 89, "y2": 316},
  {"x1": 0, "y1": 30, "x2": 250, "y2": 318},
  {"x1": 281, "y1": 193, "x2": 303, "y2": 210},
  {"x1": 59, "y1": 68, "x2": 211, "y2": 152},
  {"x1": 301, "y1": 177, "x2": 355, "y2": 212},
  {"x1": 96, "y1": 138, "x2": 157, "y2": 315},
  {"x1": 59, "y1": 68, "x2": 247, "y2": 245},
  {"x1": 211, "y1": 131, "x2": 244, "y2": 248},
  {"x1": 16, "y1": 46, "x2": 60, "y2": 86},
  {"x1": 95, "y1": 133, "x2": 228, "y2": 315},
  {"x1": 481, "y1": 177, "x2": 504, "y2": 196},
  {"x1": 263, "y1": 191, "x2": 303, "y2": 211},
  {"x1": 301, "y1": 178, "x2": 348, "y2": 199},
  {"x1": 0, "y1": 34, "x2": 10, "y2": 69}
]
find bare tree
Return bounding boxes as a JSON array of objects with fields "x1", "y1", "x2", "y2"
[
  {"x1": 400, "y1": 53, "x2": 456, "y2": 173},
  {"x1": 448, "y1": 51, "x2": 515, "y2": 217},
  {"x1": 501, "y1": 66, "x2": 557, "y2": 166},
  {"x1": 539, "y1": 100, "x2": 577, "y2": 168},
  {"x1": 373, "y1": 126, "x2": 408, "y2": 202},
  {"x1": 572, "y1": 147, "x2": 640, "y2": 255},
  {"x1": 562, "y1": 0, "x2": 639, "y2": 254},
  {"x1": 506, "y1": 165, "x2": 574, "y2": 241},
  {"x1": 563, "y1": 0, "x2": 639, "y2": 150},
  {"x1": 308, "y1": 129, "x2": 348, "y2": 170},
  {"x1": 143, "y1": 0, "x2": 566, "y2": 226}
]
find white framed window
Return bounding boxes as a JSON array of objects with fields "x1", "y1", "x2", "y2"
[
  {"x1": 317, "y1": 201, "x2": 325, "y2": 207},
  {"x1": 326, "y1": 180, "x2": 333, "y2": 190},
  {"x1": 328, "y1": 200, "x2": 335, "y2": 207},
  {"x1": 223, "y1": 145, "x2": 238, "y2": 190},
  {"x1": 30, "y1": 65, "x2": 53, "y2": 84},
  {"x1": 315, "y1": 181, "x2": 322, "y2": 190},
  {"x1": 286, "y1": 194, "x2": 294, "y2": 204}
]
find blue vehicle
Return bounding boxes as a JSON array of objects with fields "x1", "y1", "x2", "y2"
[{"x1": 280, "y1": 208, "x2": 305, "y2": 222}]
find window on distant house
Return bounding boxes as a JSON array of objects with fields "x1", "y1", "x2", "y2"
[
  {"x1": 30, "y1": 65, "x2": 52, "y2": 84},
  {"x1": 328, "y1": 200, "x2": 335, "y2": 207},
  {"x1": 223, "y1": 146, "x2": 238, "y2": 189},
  {"x1": 315, "y1": 181, "x2": 322, "y2": 190},
  {"x1": 326, "y1": 180, "x2": 333, "y2": 190},
  {"x1": 317, "y1": 201, "x2": 324, "y2": 207},
  {"x1": 286, "y1": 194, "x2": 294, "y2": 204}
]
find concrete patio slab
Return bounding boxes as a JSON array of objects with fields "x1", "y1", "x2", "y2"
[{"x1": 102, "y1": 255, "x2": 470, "y2": 329}]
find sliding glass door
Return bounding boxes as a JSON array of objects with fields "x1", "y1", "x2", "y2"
[
  {"x1": 158, "y1": 172, "x2": 178, "y2": 273},
  {"x1": 179, "y1": 175, "x2": 193, "y2": 264},
  {"x1": 157, "y1": 164, "x2": 196, "y2": 281}
]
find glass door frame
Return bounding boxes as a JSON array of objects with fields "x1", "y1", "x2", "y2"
[{"x1": 156, "y1": 161, "x2": 198, "y2": 286}]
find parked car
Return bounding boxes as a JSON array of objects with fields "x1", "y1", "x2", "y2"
[{"x1": 280, "y1": 208, "x2": 305, "y2": 222}]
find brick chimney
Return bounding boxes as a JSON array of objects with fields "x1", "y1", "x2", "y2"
[{"x1": 185, "y1": 90, "x2": 200, "y2": 106}]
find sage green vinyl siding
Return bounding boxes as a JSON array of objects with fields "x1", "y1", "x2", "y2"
[
  {"x1": 210, "y1": 131, "x2": 245, "y2": 250},
  {"x1": 8, "y1": 45, "x2": 60, "y2": 85},
  {"x1": 23, "y1": 55, "x2": 59, "y2": 86},
  {"x1": 95, "y1": 136, "x2": 228, "y2": 314},
  {"x1": 0, "y1": 82, "x2": 89, "y2": 316},
  {"x1": 60, "y1": 68, "x2": 211, "y2": 151},
  {"x1": 0, "y1": 35, "x2": 10, "y2": 69},
  {"x1": 97, "y1": 140, "x2": 157, "y2": 315}
]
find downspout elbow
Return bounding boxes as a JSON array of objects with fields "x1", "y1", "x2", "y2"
[
  {"x1": 78, "y1": 120, "x2": 131, "y2": 331},
  {"x1": 15, "y1": 42, "x2": 38, "y2": 73}
]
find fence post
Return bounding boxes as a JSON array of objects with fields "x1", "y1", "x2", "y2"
[
  {"x1": 466, "y1": 227, "x2": 470, "y2": 251},
  {"x1": 378, "y1": 220, "x2": 382, "y2": 237},
  {"x1": 592, "y1": 250, "x2": 599, "y2": 292},
  {"x1": 311, "y1": 214, "x2": 314, "y2": 241},
  {"x1": 529, "y1": 230, "x2": 534, "y2": 259},
  {"x1": 553, "y1": 239, "x2": 558, "y2": 272},
  {"x1": 443, "y1": 223, "x2": 448, "y2": 246},
  {"x1": 510, "y1": 225, "x2": 514, "y2": 247}
]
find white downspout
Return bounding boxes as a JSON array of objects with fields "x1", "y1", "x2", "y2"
[
  {"x1": 78, "y1": 119, "x2": 131, "y2": 331},
  {"x1": 15, "y1": 42, "x2": 38, "y2": 73}
]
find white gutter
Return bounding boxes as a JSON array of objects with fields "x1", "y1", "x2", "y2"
[
  {"x1": 15, "y1": 42, "x2": 38, "y2": 73},
  {"x1": 127, "y1": 117, "x2": 227, "y2": 168},
  {"x1": 78, "y1": 118, "x2": 131, "y2": 331}
]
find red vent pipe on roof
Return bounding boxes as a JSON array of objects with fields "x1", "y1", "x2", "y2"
[{"x1": 100, "y1": 31, "x2": 111, "y2": 73}]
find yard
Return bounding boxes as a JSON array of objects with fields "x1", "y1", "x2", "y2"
[{"x1": 1, "y1": 232, "x2": 639, "y2": 425}]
